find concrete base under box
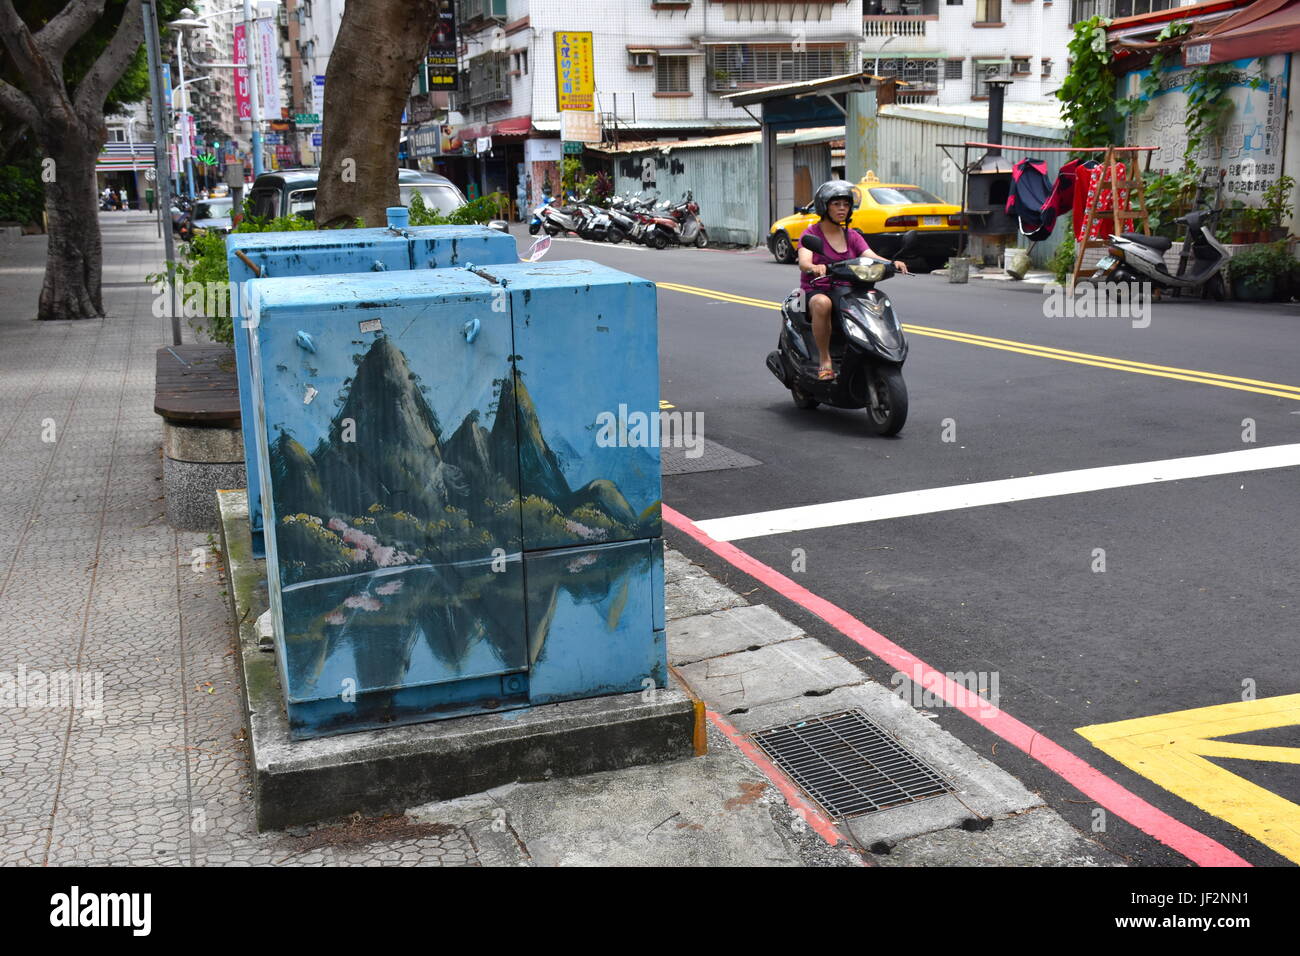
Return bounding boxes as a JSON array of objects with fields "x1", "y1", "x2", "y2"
[
  {"x1": 217, "y1": 489, "x2": 700, "y2": 831},
  {"x1": 164, "y1": 457, "x2": 245, "y2": 531}
]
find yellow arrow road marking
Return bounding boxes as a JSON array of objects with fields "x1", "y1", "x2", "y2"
[
  {"x1": 1079, "y1": 694, "x2": 1300, "y2": 863},
  {"x1": 655, "y1": 282, "x2": 1300, "y2": 401}
]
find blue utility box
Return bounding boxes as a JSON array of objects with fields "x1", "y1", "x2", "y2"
[
  {"x1": 245, "y1": 260, "x2": 665, "y2": 738},
  {"x1": 227, "y1": 224, "x2": 518, "y2": 556}
]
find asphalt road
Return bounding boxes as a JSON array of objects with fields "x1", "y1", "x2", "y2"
[{"x1": 526, "y1": 228, "x2": 1300, "y2": 867}]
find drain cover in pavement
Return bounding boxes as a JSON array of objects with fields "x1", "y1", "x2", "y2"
[
  {"x1": 751, "y1": 709, "x2": 954, "y2": 818},
  {"x1": 661, "y1": 438, "x2": 761, "y2": 476}
]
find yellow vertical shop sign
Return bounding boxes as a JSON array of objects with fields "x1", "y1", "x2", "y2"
[{"x1": 554, "y1": 31, "x2": 595, "y2": 112}]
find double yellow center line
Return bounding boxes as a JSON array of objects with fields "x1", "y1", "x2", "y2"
[{"x1": 656, "y1": 281, "x2": 1300, "y2": 402}]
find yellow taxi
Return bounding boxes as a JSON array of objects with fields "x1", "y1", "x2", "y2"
[{"x1": 767, "y1": 173, "x2": 965, "y2": 271}]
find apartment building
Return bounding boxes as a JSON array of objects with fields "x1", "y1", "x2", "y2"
[
  {"x1": 440, "y1": 0, "x2": 866, "y2": 208},
  {"x1": 861, "y1": 0, "x2": 1189, "y2": 108}
]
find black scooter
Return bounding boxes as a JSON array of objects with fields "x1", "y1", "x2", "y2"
[{"x1": 765, "y1": 231, "x2": 912, "y2": 436}]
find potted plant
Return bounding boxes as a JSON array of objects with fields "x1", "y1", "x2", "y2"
[
  {"x1": 1260, "y1": 174, "x2": 1296, "y2": 242},
  {"x1": 1215, "y1": 199, "x2": 1244, "y2": 245},
  {"x1": 1229, "y1": 241, "x2": 1298, "y2": 301}
]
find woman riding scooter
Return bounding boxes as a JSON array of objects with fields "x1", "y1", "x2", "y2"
[{"x1": 799, "y1": 180, "x2": 908, "y2": 380}]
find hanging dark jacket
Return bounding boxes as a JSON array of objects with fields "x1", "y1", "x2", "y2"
[{"x1": 1005, "y1": 158, "x2": 1056, "y2": 241}]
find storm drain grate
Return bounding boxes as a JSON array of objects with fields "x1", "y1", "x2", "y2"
[
  {"x1": 661, "y1": 438, "x2": 762, "y2": 476},
  {"x1": 750, "y1": 709, "x2": 954, "y2": 819}
]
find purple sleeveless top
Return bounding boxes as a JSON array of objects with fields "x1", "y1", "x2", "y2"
[{"x1": 800, "y1": 222, "x2": 872, "y2": 294}]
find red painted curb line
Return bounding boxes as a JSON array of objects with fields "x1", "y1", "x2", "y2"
[
  {"x1": 663, "y1": 504, "x2": 1251, "y2": 868},
  {"x1": 705, "y1": 710, "x2": 849, "y2": 851}
]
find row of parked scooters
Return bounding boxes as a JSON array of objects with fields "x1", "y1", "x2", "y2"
[{"x1": 529, "y1": 191, "x2": 709, "y2": 249}]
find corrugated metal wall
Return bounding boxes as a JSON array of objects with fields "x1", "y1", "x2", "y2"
[
  {"x1": 611, "y1": 144, "x2": 763, "y2": 246},
  {"x1": 874, "y1": 110, "x2": 1071, "y2": 266}
]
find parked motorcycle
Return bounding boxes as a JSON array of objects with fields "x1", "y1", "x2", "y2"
[
  {"x1": 765, "y1": 231, "x2": 913, "y2": 436},
  {"x1": 1090, "y1": 207, "x2": 1229, "y2": 300},
  {"x1": 537, "y1": 198, "x2": 584, "y2": 237},
  {"x1": 670, "y1": 192, "x2": 708, "y2": 248},
  {"x1": 528, "y1": 196, "x2": 557, "y2": 235}
]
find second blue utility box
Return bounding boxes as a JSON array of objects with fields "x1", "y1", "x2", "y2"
[
  {"x1": 246, "y1": 260, "x2": 665, "y2": 738},
  {"x1": 227, "y1": 223, "x2": 518, "y2": 554}
]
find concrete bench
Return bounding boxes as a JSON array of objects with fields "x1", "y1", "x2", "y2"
[{"x1": 154, "y1": 345, "x2": 245, "y2": 531}]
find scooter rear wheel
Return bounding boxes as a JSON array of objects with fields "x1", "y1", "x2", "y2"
[
  {"x1": 791, "y1": 386, "x2": 820, "y2": 410},
  {"x1": 652, "y1": 233, "x2": 668, "y2": 250},
  {"x1": 865, "y1": 367, "x2": 907, "y2": 436}
]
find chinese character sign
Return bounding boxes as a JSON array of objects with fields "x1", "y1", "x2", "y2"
[
  {"x1": 427, "y1": 0, "x2": 459, "y2": 90},
  {"x1": 233, "y1": 25, "x2": 251, "y2": 121},
  {"x1": 554, "y1": 31, "x2": 595, "y2": 113},
  {"x1": 1124, "y1": 54, "x2": 1291, "y2": 203},
  {"x1": 257, "y1": 17, "x2": 281, "y2": 115}
]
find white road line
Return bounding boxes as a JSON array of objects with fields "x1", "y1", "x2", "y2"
[{"x1": 693, "y1": 443, "x2": 1300, "y2": 542}]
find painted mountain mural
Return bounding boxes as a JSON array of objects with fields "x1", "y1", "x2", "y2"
[
  {"x1": 270, "y1": 335, "x2": 659, "y2": 587},
  {"x1": 264, "y1": 335, "x2": 660, "y2": 716}
]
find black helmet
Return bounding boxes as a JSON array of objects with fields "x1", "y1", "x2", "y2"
[{"x1": 812, "y1": 179, "x2": 861, "y2": 220}]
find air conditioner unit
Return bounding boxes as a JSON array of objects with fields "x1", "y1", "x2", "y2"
[
  {"x1": 629, "y1": 52, "x2": 653, "y2": 68},
  {"x1": 980, "y1": 59, "x2": 1012, "y2": 82}
]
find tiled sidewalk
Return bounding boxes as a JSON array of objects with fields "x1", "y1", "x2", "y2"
[{"x1": 0, "y1": 214, "x2": 480, "y2": 865}]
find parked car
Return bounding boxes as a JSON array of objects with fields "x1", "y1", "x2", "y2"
[
  {"x1": 189, "y1": 197, "x2": 233, "y2": 237},
  {"x1": 767, "y1": 174, "x2": 964, "y2": 271},
  {"x1": 246, "y1": 168, "x2": 467, "y2": 222}
]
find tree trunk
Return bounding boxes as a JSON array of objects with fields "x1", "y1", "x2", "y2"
[
  {"x1": 36, "y1": 122, "x2": 103, "y2": 320},
  {"x1": 314, "y1": 0, "x2": 438, "y2": 229}
]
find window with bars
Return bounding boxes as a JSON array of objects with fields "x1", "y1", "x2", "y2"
[
  {"x1": 972, "y1": 58, "x2": 1009, "y2": 97},
  {"x1": 945, "y1": 59, "x2": 964, "y2": 80},
  {"x1": 867, "y1": 57, "x2": 941, "y2": 91},
  {"x1": 705, "y1": 44, "x2": 853, "y2": 91},
  {"x1": 1069, "y1": 0, "x2": 1173, "y2": 23},
  {"x1": 656, "y1": 56, "x2": 690, "y2": 93},
  {"x1": 461, "y1": 51, "x2": 511, "y2": 106},
  {"x1": 976, "y1": 0, "x2": 1001, "y2": 21}
]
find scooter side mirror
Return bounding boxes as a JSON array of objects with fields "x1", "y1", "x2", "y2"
[{"x1": 799, "y1": 233, "x2": 825, "y2": 254}]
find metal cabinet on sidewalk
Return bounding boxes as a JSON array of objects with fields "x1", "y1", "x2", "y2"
[
  {"x1": 226, "y1": 223, "x2": 517, "y2": 556},
  {"x1": 245, "y1": 261, "x2": 665, "y2": 738}
]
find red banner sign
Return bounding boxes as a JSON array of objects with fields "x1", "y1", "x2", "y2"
[{"x1": 233, "y1": 24, "x2": 251, "y2": 121}]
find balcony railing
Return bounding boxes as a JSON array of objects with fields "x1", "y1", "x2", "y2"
[{"x1": 863, "y1": 16, "x2": 930, "y2": 38}]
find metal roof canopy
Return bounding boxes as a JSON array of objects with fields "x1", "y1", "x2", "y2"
[
  {"x1": 722, "y1": 70, "x2": 886, "y2": 109},
  {"x1": 722, "y1": 72, "x2": 890, "y2": 237}
]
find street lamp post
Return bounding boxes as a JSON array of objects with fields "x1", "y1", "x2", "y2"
[
  {"x1": 140, "y1": 0, "x2": 181, "y2": 345},
  {"x1": 169, "y1": 4, "x2": 267, "y2": 180},
  {"x1": 170, "y1": 16, "x2": 204, "y2": 198}
]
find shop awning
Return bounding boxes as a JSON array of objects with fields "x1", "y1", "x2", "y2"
[
  {"x1": 1183, "y1": 0, "x2": 1300, "y2": 65},
  {"x1": 456, "y1": 116, "x2": 535, "y2": 141}
]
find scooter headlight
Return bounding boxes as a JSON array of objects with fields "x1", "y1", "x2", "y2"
[{"x1": 848, "y1": 261, "x2": 888, "y2": 283}]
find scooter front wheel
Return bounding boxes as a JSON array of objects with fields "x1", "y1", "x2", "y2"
[
  {"x1": 865, "y1": 367, "x2": 907, "y2": 436},
  {"x1": 528, "y1": 223, "x2": 540, "y2": 235}
]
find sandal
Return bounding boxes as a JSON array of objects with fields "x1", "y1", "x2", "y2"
[{"x1": 817, "y1": 367, "x2": 836, "y2": 381}]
